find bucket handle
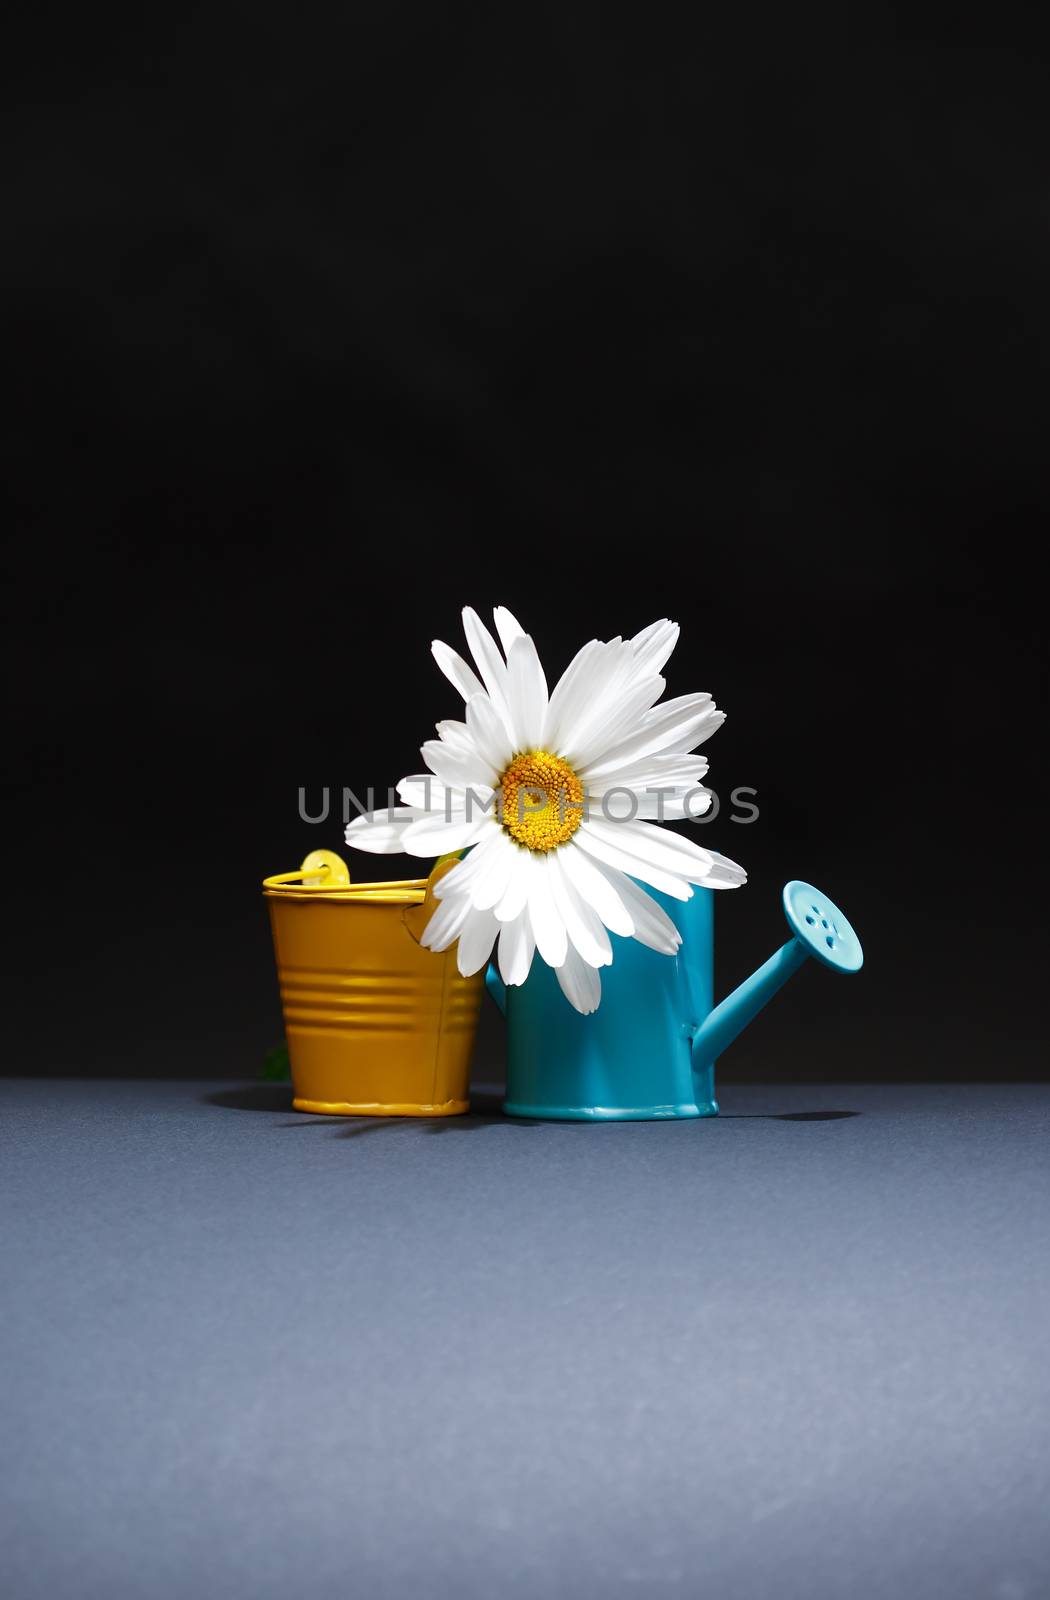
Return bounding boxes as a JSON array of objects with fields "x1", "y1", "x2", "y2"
[{"x1": 265, "y1": 868, "x2": 423, "y2": 891}]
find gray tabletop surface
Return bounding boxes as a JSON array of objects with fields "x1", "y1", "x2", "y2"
[{"x1": 2, "y1": 1079, "x2": 1048, "y2": 1600}]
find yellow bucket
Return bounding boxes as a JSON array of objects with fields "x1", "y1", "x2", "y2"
[{"x1": 263, "y1": 851, "x2": 483, "y2": 1116}]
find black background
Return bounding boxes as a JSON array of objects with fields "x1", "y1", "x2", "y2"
[{"x1": 4, "y1": 6, "x2": 1046, "y2": 1082}]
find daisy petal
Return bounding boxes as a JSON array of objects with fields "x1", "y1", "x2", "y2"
[
  {"x1": 701, "y1": 850, "x2": 749, "y2": 888},
  {"x1": 574, "y1": 821, "x2": 693, "y2": 900},
  {"x1": 583, "y1": 754, "x2": 709, "y2": 792},
  {"x1": 527, "y1": 855, "x2": 568, "y2": 967},
  {"x1": 431, "y1": 848, "x2": 484, "y2": 900},
  {"x1": 344, "y1": 808, "x2": 417, "y2": 854},
  {"x1": 420, "y1": 893, "x2": 473, "y2": 951},
  {"x1": 584, "y1": 815, "x2": 716, "y2": 882},
  {"x1": 566, "y1": 673, "x2": 666, "y2": 772},
  {"x1": 456, "y1": 907, "x2": 500, "y2": 976},
  {"x1": 555, "y1": 945, "x2": 602, "y2": 1014},
  {"x1": 396, "y1": 775, "x2": 495, "y2": 814},
  {"x1": 558, "y1": 842, "x2": 635, "y2": 937},
  {"x1": 461, "y1": 607, "x2": 515, "y2": 736},
  {"x1": 432, "y1": 719, "x2": 503, "y2": 780},
  {"x1": 396, "y1": 773, "x2": 442, "y2": 810},
  {"x1": 542, "y1": 638, "x2": 601, "y2": 751},
  {"x1": 466, "y1": 829, "x2": 520, "y2": 911},
  {"x1": 432, "y1": 639, "x2": 484, "y2": 701},
  {"x1": 421, "y1": 739, "x2": 499, "y2": 791},
  {"x1": 498, "y1": 914, "x2": 536, "y2": 986},
  {"x1": 583, "y1": 818, "x2": 746, "y2": 888},
  {"x1": 591, "y1": 863, "x2": 683, "y2": 954},
  {"x1": 630, "y1": 788, "x2": 713, "y2": 820},
  {"x1": 492, "y1": 606, "x2": 526, "y2": 656},
  {"x1": 433, "y1": 719, "x2": 480, "y2": 756},
  {"x1": 548, "y1": 854, "x2": 612, "y2": 967},
  {"x1": 583, "y1": 698, "x2": 725, "y2": 777},
  {"x1": 629, "y1": 618, "x2": 680, "y2": 677},
  {"x1": 466, "y1": 693, "x2": 514, "y2": 773},
  {"x1": 555, "y1": 641, "x2": 637, "y2": 765},
  {"x1": 612, "y1": 819, "x2": 747, "y2": 885},
  {"x1": 493, "y1": 851, "x2": 531, "y2": 922},
  {"x1": 401, "y1": 813, "x2": 488, "y2": 854},
  {"x1": 506, "y1": 634, "x2": 549, "y2": 751}
]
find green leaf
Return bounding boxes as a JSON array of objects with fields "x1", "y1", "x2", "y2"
[{"x1": 262, "y1": 1042, "x2": 291, "y2": 1082}]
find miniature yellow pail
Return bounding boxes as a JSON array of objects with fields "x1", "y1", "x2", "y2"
[{"x1": 263, "y1": 852, "x2": 482, "y2": 1116}]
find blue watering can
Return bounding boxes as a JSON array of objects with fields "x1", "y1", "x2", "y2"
[{"x1": 485, "y1": 880, "x2": 863, "y2": 1120}]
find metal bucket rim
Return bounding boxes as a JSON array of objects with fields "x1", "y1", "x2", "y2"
[{"x1": 262, "y1": 870, "x2": 427, "y2": 905}]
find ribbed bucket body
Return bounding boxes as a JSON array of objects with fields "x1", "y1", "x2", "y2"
[{"x1": 266, "y1": 888, "x2": 483, "y2": 1115}]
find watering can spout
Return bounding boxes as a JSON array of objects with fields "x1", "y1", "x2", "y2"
[{"x1": 691, "y1": 880, "x2": 863, "y2": 1074}]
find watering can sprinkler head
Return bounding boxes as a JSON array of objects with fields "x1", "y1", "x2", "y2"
[
  {"x1": 780, "y1": 881, "x2": 864, "y2": 974},
  {"x1": 690, "y1": 879, "x2": 863, "y2": 1073}
]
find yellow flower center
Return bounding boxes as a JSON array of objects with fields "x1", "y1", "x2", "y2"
[{"x1": 499, "y1": 750, "x2": 584, "y2": 852}]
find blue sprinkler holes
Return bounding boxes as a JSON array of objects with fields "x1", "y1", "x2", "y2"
[{"x1": 782, "y1": 881, "x2": 864, "y2": 974}]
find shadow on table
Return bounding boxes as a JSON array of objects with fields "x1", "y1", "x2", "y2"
[
  {"x1": 338, "y1": 1096, "x2": 541, "y2": 1137},
  {"x1": 204, "y1": 1086, "x2": 860, "y2": 1132},
  {"x1": 720, "y1": 1109, "x2": 859, "y2": 1121},
  {"x1": 206, "y1": 1085, "x2": 295, "y2": 1113},
  {"x1": 201, "y1": 1083, "x2": 532, "y2": 1133}
]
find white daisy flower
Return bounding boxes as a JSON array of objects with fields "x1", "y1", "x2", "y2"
[{"x1": 345, "y1": 606, "x2": 746, "y2": 1013}]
